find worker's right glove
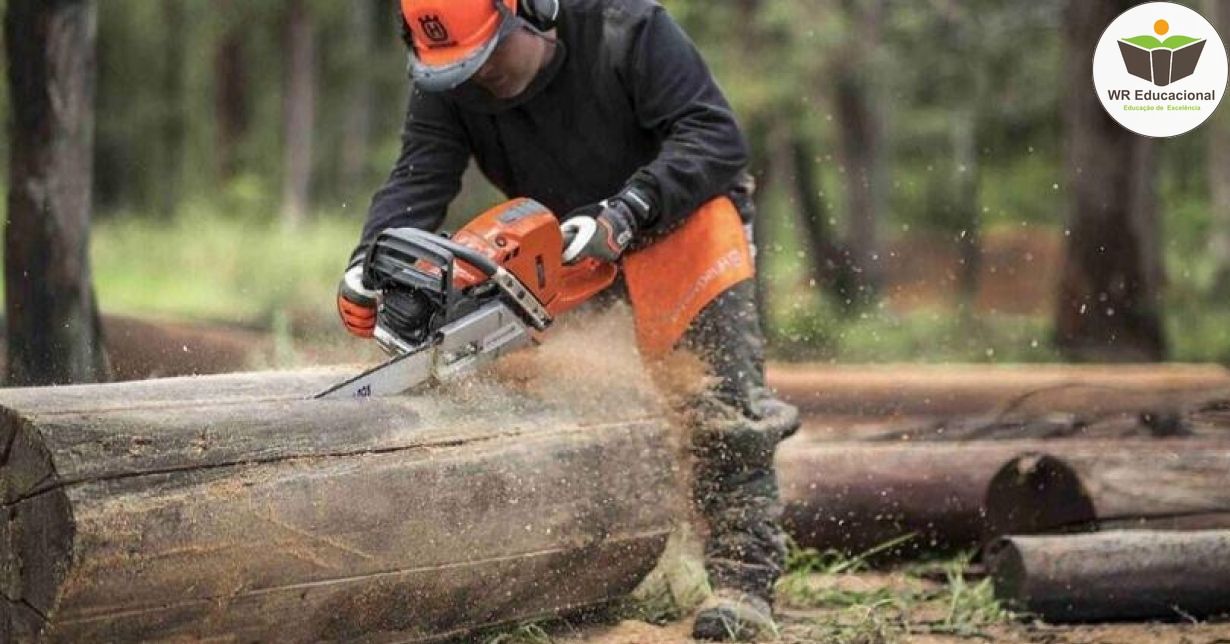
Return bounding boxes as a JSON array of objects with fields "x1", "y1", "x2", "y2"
[
  {"x1": 561, "y1": 187, "x2": 653, "y2": 264},
  {"x1": 337, "y1": 261, "x2": 378, "y2": 338}
]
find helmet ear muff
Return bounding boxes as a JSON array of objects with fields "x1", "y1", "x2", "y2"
[{"x1": 518, "y1": 0, "x2": 559, "y2": 31}]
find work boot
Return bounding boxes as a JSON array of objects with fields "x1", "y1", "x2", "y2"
[{"x1": 691, "y1": 589, "x2": 777, "y2": 641}]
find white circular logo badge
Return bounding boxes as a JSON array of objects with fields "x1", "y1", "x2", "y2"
[{"x1": 1093, "y1": 1, "x2": 1228, "y2": 138}]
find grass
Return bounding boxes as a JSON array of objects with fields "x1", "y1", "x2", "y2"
[
  {"x1": 778, "y1": 538, "x2": 1016, "y2": 643},
  {"x1": 89, "y1": 205, "x2": 358, "y2": 328},
  {"x1": 481, "y1": 621, "x2": 556, "y2": 644},
  {"x1": 0, "y1": 196, "x2": 1225, "y2": 364},
  {"x1": 768, "y1": 299, "x2": 1061, "y2": 363}
]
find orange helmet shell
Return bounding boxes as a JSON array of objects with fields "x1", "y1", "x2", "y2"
[{"x1": 402, "y1": 0, "x2": 516, "y2": 68}]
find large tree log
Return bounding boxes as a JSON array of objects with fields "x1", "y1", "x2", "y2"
[
  {"x1": 778, "y1": 438, "x2": 1230, "y2": 554},
  {"x1": 986, "y1": 530, "x2": 1230, "y2": 622},
  {"x1": 984, "y1": 445, "x2": 1230, "y2": 537},
  {"x1": 0, "y1": 369, "x2": 681, "y2": 642}
]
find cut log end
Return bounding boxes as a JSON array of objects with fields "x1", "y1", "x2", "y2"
[
  {"x1": 983, "y1": 452, "x2": 1095, "y2": 538},
  {"x1": 986, "y1": 531, "x2": 1230, "y2": 622}
]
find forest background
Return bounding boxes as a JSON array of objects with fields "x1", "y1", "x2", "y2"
[{"x1": 3, "y1": 0, "x2": 1229, "y2": 383}]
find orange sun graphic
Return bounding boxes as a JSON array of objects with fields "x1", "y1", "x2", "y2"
[{"x1": 1154, "y1": 19, "x2": 1170, "y2": 35}]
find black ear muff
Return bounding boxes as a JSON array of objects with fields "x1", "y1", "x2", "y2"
[{"x1": 518, "y1": 0, "x2": 559, "y2": 31}]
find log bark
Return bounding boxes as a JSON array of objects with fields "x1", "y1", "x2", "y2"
[
  {"x1": 984, "y1": 445, "x2": 1230, "y2": 537},
  {"x1": 986, "y1": 530, "x2": 1230, "y2": 622},
  {"x1": 0, "y1": 369, "x2": 680, "y2": 642},
  {"x1": 3, "y1": 0, "x2": 109, "y2": 386},
  {"x1": 778, "y1": 438, "x2": 1230, "y2": 555}
]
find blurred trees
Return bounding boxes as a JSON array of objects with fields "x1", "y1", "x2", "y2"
[
  {"x1": 2, "y1": 0, "x2": 1227, "y2": 362},
  {"x1": 1210, "y1": 0, "x2": 1230, "y2": 299},
  {"x1": 281, "y1": 0, "x2": 317, "y2": 228},
  {"x1": 1054, "y1": 0, "x2": 1164, "y2": 362},
  {"x1": 4, "y1": 0, "x2": 110, "y2": 385},
  {"x1": 90, "y1": 0, "x2": 409, "y2": 219}
]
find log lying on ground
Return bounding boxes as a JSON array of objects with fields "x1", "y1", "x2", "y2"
[
  {"x1": 768, "y1": 364, "x2": 1230, "y2": 419},
  {"x1": 777, "y1": 439, "x2": 1006, "y2": 554},
  {"x1": 0, "y1": 369, "x2": 681, "y2": 642},
  {"x1": 777, "y1": 438, "x2": 1230, "y2": 554},
  {"x1": 984, "y1": 445, "x2": 1230, "y2": 537},
  {"x1": 986, "y1": 530, "x2": 1230, "y2": 622}
]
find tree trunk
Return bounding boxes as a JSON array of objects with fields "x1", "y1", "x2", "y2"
[
  {"x1": 793, "y1": 135, "x2": 862, "y2": 305},
  {"x1": 341, "y1": 0, "x2": 378, "y2": 195},
  {"x1": 1055, "y1": 0, "x2": 1165, "y2": 362},
  {"x1": 3, "y1": 0, "x2": 109, "y2": 387},
  {"x1": 0, "y1": 369, "x2": 679, "y2": 642},
  {"x1": 952, "y1": 111, "x2": 981, "y2": 306},
  {"x1": 214, "y1": 2, "x2": 249, "y2": 182},
  {"x1": 1210, "y1": 0, "x2": 1230, "y2": 299},
  {"x1": 833, "y1": 0, "x2": 886, "y2": 307},
  {"x1": 159, "y1": 0, "x2": 185, "y2": 218},
  {"x1": 987, "y1": 530, "x2": 1230, "y2": 622},
  {"x1": 280, "y1": 0, "x2": 316, "y2": 228}
]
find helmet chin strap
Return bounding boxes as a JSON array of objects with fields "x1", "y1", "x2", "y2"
[{"x1": 518, "y1": 18, "x2": 558, "y2": 44}]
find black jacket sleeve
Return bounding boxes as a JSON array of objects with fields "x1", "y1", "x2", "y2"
[
  {"x1": 351, "y1": 85, "x2": 471, "y2": 263},
  {"x1": 622, "y1": 6, "x2": 750, "y2": 233}
]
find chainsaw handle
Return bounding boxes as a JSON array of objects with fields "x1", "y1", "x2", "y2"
[
  {"x1": 369, "y1": 228, "x2": 499, "y2": 280},
  {"x1": 549, "y1": 259, "x2": 619, "y2": 317}
]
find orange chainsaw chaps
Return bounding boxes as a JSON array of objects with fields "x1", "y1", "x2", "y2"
[{"x1": 623, "y1": 197, "x2": 754, "y2": 359}]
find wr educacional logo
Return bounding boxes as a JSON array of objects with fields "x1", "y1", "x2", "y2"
[
  {"x1": 1092, "y1": 2, "x2": 1228, "y2": 138},
  {"x1": 1116, "y1": 19, "x2": 1206, "y2": 87}
]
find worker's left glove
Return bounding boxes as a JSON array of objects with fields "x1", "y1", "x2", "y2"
[
  {"x1": 561, "y1": 187, "x2": 654, "y2": 264},
  {"x1": 337, "y1": 260, "x2": 378, "y2": 338}
]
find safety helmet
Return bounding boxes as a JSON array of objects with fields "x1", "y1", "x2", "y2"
[{"x1": 400, "y1": 0, "x2": 524, "y2": 92}]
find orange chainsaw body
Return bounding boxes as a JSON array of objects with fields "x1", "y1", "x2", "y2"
[{"x1": 448, "y1": 199, "x2": 618, "y2": 318}]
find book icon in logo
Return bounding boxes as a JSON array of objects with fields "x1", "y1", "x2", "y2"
[{"x1": 1119, "y1": 33, "x2": 1206, "y2": 86}]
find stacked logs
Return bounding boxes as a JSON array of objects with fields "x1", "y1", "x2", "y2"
[{"x1": 774, "y1": 369, "x2": 1230, "y2": 622}]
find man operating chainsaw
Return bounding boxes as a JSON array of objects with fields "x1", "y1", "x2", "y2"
[{"x1": 336, "y1": 0, "x2": 799, "y2": 639}]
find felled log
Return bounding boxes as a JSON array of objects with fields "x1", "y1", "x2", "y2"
[
  {"x1": 767, "y1": 364, "x2": 1230, "y2": 419},
  {"x1": 0, "y1": 369, "x2": 680, "y2": 642},
  {"x1": 777, "y1": 438, "x2": 1227, "y2": 554},
  {"x1": 986, "y1": 530, "x2": 1230, "y2": 622},
  {"x1": 777, "y1": 440, "x2": 1004, "y2": 554},
  {"x1": 984, "y1": 445, "x2": 1230, "y2": 537}
]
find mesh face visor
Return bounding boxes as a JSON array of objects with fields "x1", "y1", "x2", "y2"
[{"x1": 408, "y1": 3, "x2": 521, "y2": 92}]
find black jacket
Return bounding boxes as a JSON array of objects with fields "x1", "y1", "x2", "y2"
[{"x1": 355, "y1": 0, "x2": 749, "y2": 259}]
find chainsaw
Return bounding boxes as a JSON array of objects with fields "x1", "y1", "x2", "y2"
[{"x1": 315, "y1": 199, "x2": 618, "y2": 400}]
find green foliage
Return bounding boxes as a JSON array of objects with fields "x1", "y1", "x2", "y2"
[
  {"x1": 90, "y1": 203, "x2": 358, "y2": 327},
  {"x1": 481, "y1": 621, "x2": 556, "y2": 644},
  {"x1": 768, "y1": 298, "x2": 1060, "y2": 363},
  {"x1": 3, "y1": 0, "x2": 1227, "y2": 363}
]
